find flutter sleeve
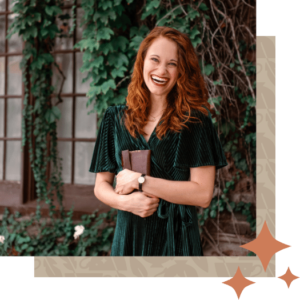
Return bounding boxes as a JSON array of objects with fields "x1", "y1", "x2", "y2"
[
  {"x1": 173, "y1": 107, "x2": 228, "y2": 170},
  {"x1": 89, "y1": 106, "x2": 117, "y2": 174}
]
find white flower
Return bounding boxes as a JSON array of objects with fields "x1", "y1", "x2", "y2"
[
  {"x1": 74, "y1": 225, "x2": 85, "y2": 239},
  {"x1": 0, "y1": 236, "x2": 5, "y2": 244}
]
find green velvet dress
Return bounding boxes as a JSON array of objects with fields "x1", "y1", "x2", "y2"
[{"x1": 89, "y1": 104, "x2": 228, "y2": 256}]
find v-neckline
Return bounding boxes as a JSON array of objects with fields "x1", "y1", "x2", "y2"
[{"x1": 140, "y1": 115, "x2": 164, "y2": 145}]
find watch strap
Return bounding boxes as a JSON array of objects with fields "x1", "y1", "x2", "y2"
[{"x1": 139, "y1": 174, "x2": 146, "y2": 191}]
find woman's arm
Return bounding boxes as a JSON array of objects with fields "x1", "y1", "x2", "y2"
[
  {"x1": 94, "y1": 172, "x2": 126, "y2": 210},
  {"x1": 115, "y1": 165, "x2": 216, "y2": 208},
  {"x1": 94, "y1": 172, "x2": 160, "y2": 218}
]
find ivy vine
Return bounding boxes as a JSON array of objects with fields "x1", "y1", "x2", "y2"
[{"x1": 7, "y1": 0, "x2": 68, "y2": 220}]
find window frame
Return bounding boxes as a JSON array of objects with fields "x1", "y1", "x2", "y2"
[{"x1": 0, "y1": 1, "x2": 106, "y2": 216}]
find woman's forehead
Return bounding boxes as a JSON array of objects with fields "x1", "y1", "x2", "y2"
[{"x1": 146, "y1": 37, "x2": 178, "y2": 58}]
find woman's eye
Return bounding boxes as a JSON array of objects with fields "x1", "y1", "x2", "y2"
[{"x1": 151, "y1": 58, "x2": 177, "y2": 67}]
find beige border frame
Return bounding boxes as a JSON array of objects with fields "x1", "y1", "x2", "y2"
[{"x1": 34, "y1": 36, "x2": 275, "y2": 277}]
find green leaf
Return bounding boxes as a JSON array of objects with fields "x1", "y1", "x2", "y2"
[
  {"x1": 45, "y1": 106, "x2": 61, "y2": 124},
  {"x1": 129, "y1": 36, "x2": 144, "y2": 51},
  {"x1": 146, "y1": 0, "x2": 160, "y2": 11},
  {"x1": 200, "y1": 3, "x2": 209, "y2": 11},
  {"x1": 102, "y1": 1, "x2": 113, "y2": 10},
  {"x1": 112, "y1": 94, "x2": 126, "y2": 105},
  {"x1": 108, "y1": 52, "x2": 129, "y2": 68},
  {"x1": 87, "y1": 86, "x2": 101, "y2": 98},
  {"x1": 203, "y1": 64, "x2": 215, "y2": 76},
  {"x1": 99, "y1": 42, "x2": 114, "y2": 55},
  {"x1": 96, "y1": 28, "x2": 114, "y2": 41},
  {"x1": 23, "y1": 26, "x2": 38, "y2": 40},
  {"x1": 208, "y1": 96, "x2": 222, "y2": 106},
  {"x1": 213, "y1": 79, "x2": 222, "y2": 86},
  {"x1": 189, "y1": 28, "x2": 200, "y2": 39},
  {"x1": 45, "y1": 6, "x2": 62, "y2": 16},
  {"x1": 191, "y1": 37, "x2": 202, "y2": 48},
  {"x1": 102, "y1": 227, "x2": 114, "y2": 241},
  {"x1": 89, "y1": 56, "x2": 104, "y2": 69},
  {"x1": 187, "y1": 6, "x2": 200, "y2": 20},
  {"x1": 111, "y1": 36, "x2": 129, "y2": 52},
  {"x1": 210, "y1": 210, "x2": 217, "y2": 218},
  {"x1": 111, "y1": 66, "x2": 127, "y2": 79},
  {"x1": 21, "y1": 243, "x2": 28, "y2": 250},
  {"x1": 100, "y1": 79, "x2": 116, "y2": 94}
]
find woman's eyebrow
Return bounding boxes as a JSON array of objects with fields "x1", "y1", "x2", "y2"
[{"x1": 150, "y1": 54, "x2": 177, "y2": 62}]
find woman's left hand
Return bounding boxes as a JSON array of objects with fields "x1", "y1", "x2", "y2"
[{"x1": 115, "y1": 169, "x2": 141, "y2": 195}]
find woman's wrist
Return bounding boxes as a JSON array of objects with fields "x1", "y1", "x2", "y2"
[
  {"x1": 132, "y1": 173, "x2": 142, "y2": 190},
  {"x1": 115, "y1": 194, "x2": 130, "y2": 212}
]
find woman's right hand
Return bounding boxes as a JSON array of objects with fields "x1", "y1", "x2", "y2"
[{"x1": 123, "y1": 191, "x2": 160, "y2": 218}]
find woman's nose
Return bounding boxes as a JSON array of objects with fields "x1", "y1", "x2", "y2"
[{"x1": 156, "y1": 64, "x2": 168, "y2": 75}]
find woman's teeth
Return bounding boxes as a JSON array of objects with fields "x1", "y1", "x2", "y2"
[{"x1": 151, "y1": 76, "x2": 168, "y2": 85}]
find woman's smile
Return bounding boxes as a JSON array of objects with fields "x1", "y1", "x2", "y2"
[{"x1": 150, "y1": 75, "x2": 169, "y2": 86}]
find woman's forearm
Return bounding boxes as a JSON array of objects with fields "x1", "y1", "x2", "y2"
[
  {"x1": 133, "y1": 176, "x2": 211, "y2": 208},
  {"x1": 94, "y1": 181, "x2": 127, "y2": 211}
]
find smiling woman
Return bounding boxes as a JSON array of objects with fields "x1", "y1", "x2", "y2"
[{"x1": 89, "y1": 26, "x2": 228, "y2": 256}]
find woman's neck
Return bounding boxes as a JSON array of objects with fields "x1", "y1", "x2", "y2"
[{"x1": 149, "y1": 94, "x2": 168, "y2": 115}]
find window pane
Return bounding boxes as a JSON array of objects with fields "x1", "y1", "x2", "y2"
[
  {"x1": 52, "y1": 53, "x2": 73, "y2": 94},
  {"x1": 50, "y1": 141, "x2": 72, "y2": 184},
  {"x1": 7, "y1": 98, "x2": 21, "y2": 137},
  {"x1": 0, "y1": 15, "x2": 5, "y2": 52},
  {"x1": 5, "y1": 140, "x2": 21, "y2": 181},
  {"x1": 7, "y1": 55, "x2": 22, "y2": 95},
  {"x1": 0, "y1": 0, "x2": 5, "y2": 11},
  {"x1": 54, "y1": 9, "x2": 73, "y2": 50},
  {"x1": 0, "y1": 57, "x2": 4, "y2": 95},
  {"x1": 75, "y1": 97, "x2": 96, "y2": 138},
  {"x1": 74, "y1": 141, "x2": 95, "y2": 185},
  {"x1": 0, "y1": 98, "x2": 3, "y2": 137},
  {"x1": 76, "y1": 7, "x2": 85, "y2": 43},
  {"x1": 8, "y1": 0, "x2": 16, "y2": 10},
  {"x1": 0, "y1": 140, "x2": 3, "y2": 180},
  {"x1": 76, "y1": 52, "x2": 92, "y2": 93},
  {"x1": 51, "y1": 97, "x2": 72, "y2": 138},
  {"x1": 8, "y1": 14, "x2": 22, "y2": 52}
]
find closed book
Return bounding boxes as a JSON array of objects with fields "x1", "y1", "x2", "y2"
[{"x1": 121, "y1": 149, "x2": 151, "y2": 175}]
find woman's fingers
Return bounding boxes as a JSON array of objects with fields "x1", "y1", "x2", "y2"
[
  {"x1": 146, "y1": 208, "x2": 158, "y2": 217},
  {"x1": 142, "y1": 191, "x2": 159, "y2": 199}
]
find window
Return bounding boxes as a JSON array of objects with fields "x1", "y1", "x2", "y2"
[
  {"x1": 0, "y1": 0, "x2": 24, "y2": 206},
  {"x1": 0, "y1": 1, "x2": 106, "y2": 215}
]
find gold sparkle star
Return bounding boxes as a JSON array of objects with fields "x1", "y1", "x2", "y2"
[
  {"x1": 223, "y1": 266, "x2": 255, "y2": 299},
  {"x1": 240, "y1": 220, "x2": 290, "y2": 271},
  {"x1": 278, "y1": 267, "x2": 299, "y2": 288}
]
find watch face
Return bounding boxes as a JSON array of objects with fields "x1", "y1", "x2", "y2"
[{"x1": 138, "y1": 177, "x2": 145, "y2": 184}]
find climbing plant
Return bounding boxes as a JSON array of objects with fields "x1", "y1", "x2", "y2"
[{"x1": 6, "y1": 0, "x2": 68, "y2": 221}]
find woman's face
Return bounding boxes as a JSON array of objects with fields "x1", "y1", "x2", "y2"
[{"x1": 143, "y1": 36, "x2": 179, "y2": 100}]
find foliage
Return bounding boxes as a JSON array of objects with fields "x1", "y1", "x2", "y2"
[
  {"x1": 0, "y1": 207, "x2": 117, "y2": 256},
  {"x1": 198, "y1": 174, "x2": 256, "y2": 233},
  {"x1": 2, "y1": 0, "x2": 256, "y2": 256},
  {"x1": 6, "y1": 0, "x2": 66, "y2": 221}
]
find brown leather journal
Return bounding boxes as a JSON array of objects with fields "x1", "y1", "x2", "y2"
[{"x1": 121, "y1": 150, "x2": 151, "y2": 175}]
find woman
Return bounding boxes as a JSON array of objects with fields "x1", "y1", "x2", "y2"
[{"x1": 89, "y1": 26, "x2": 228, "y2": 256}]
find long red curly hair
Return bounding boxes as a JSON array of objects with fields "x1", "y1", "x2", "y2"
[{"x1": 122, "y1": 26, "x2": 211, "y2": 140}]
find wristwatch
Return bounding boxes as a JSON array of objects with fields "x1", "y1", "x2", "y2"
[{"x1": 138, "y1": 174, "x2": 146, "y2": 191}]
